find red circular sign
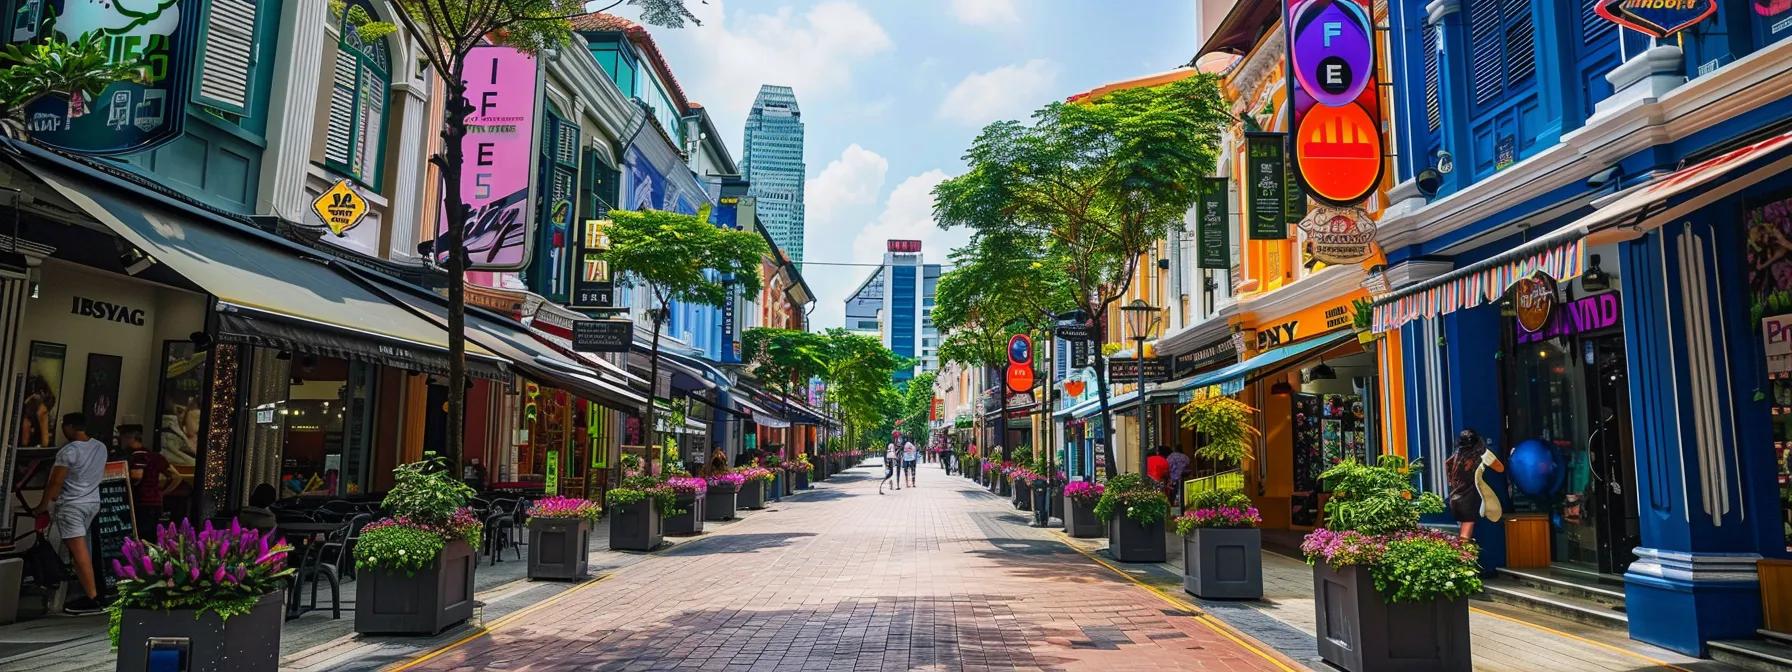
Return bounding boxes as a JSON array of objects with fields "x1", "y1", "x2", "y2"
[
  {"x1": 1006, "y1": 364, "x2": 1035, "y2": 394},
  {"x1": 1295, "y1": 102, "x2": 1383, "y2": 205}
]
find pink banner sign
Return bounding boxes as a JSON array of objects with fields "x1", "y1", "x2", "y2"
[{"x1": 437, "y1": 46, "x2": 538, "y2": 270}]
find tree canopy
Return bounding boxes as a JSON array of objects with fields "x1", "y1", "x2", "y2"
[
  {"x1": 818, "y1": 329, "x2": 908, "y2": 450},
  {"x1": 741, "y1": 327, "x2": 829, "y2": 399},
  {"x1": 605, "y1": 206, "x2": 769, "y2": 310},
  {"x1": 932, "y1": 230, "x2": 1075, "y2": 370}
]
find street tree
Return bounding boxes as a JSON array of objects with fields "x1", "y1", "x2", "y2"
[
  {"x1": 606, "y1": 206, "x2": 767, "y2": 473},
  {"x1": 818, "y1": 329, "x2": 906, "y2": 451},
  {"x1": 741, "y1": 327, "x2": 829, "y2": 455},
  {"x1": 933, "y1": 75, "x2": 1229, "y2": 477},
  {"x1": 372, "y1": 0, "x2": 699, "y2": 467},
  {"x1": 897, "y1": 370, "x2": 939, "y2": 446}
]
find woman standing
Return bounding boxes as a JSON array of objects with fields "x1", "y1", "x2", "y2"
[{"x1": 1445, "y1": 429, "x2": 1506, "y2": 539}]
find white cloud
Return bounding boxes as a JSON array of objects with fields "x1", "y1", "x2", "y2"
[
  {"x1": 805, "y1": 144, "x2": 889, "y2": 237},
  {"x1": 644, "y1": 1, "x2": 893, "y2": 153},
  {"x1": 808, "y1": 169, "x2": 972, "y2": 330},
  {"x1": 937, "y1": 59, "x2": 1060, "y2": 127},
  {"x1": 949, "y1": 0, "x2": 1020, "y2": 27}
]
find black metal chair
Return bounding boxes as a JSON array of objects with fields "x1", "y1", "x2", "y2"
[
  {"x1": 314, "y1": 500, "x2": 359, "y2": 522},
  {"x1": 290, "y1": 516, "x2": 362, "y2": 619},
  {"x1": 483, "y1": 499, "x2": 521, "y2": 566}
]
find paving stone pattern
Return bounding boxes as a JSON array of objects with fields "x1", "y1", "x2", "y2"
[{"x1": 413, "y1": 463, "x2": 1288, "y2": 672}]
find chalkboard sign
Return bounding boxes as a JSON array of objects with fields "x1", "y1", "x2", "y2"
[{"x1": 94, "y1": 461, "x2": 136, "y2": 591}]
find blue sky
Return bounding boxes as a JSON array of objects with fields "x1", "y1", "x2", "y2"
[{"x1": 624, "y1": 0, "x2": 1201, "y2": 328}]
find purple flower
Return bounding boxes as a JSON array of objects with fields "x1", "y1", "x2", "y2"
[
  {"x1": 190, "y1": 567, "x2": 202, "y2": 582},
  {"x1": 213, "y1": 566, "x2": 229, "y2": 584},
  {"x1": 143, "y1": 556, "x2": 156, "y2": 575}
]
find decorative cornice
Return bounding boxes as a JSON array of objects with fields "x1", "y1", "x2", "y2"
[
  {"x1": 1235, "y1": 265, "x2": 1366, "y2": 324},
  {"x1": 1382, "y1": 260, "x2": 1454, "y2": 291},
  {"x1": 1156, "y1": 303, "x2": 1238, "y2": 356}
]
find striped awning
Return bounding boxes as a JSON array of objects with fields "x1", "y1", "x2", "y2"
[{"x1": 1372, "y1": 230, "x2": 1585, "y2": 333}]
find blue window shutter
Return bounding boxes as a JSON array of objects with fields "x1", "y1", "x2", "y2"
[
  {"x1": 1469, "y1": 0, "x2": 1504, "y2": 106},
  {"x1": 1581, "y1": 0, "x2": 1614, "y2": 43},
  {"x1": 1503, "y1": 0, "x2": 1537, "y2": 86},
  {"x1": 1424, "y1": 23, "x2": 1441, "y2": 132}
]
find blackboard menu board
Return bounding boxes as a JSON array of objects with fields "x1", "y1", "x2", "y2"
[
  {"x1": 94, "y1": 461, "x2": 136, "y2": 590},
  {"x1": 1246, "y1": 133, "x2": 1288, "y2": 240}
]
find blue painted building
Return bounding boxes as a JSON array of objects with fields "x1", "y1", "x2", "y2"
[{"x1": 1371, "y1": 0, "x2": 1792, "y2": 657}]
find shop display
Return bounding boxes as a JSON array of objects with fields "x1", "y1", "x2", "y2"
[{"x1": 1291, "y1": 392, "x2": 1364, "y2": 526}]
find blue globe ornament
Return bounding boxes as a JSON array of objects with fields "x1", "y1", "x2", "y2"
[{"x1": 1508, "y1": 438, "x2": 1563, "y2": 499}]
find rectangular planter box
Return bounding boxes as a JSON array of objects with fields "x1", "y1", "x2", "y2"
[
  {"x1": 796, "y1": 471, "x2": 810, "y2": 490},
  {"x1": 998, "y1": 474, "x2": 1012, "y2": 498},
  {"x1": 769, "y1": 473, "x2": 784, "y2": 501},
  {"x1": 1065, "y1": 496, "x2": 1104, "y2": 537},
  {"x1": 1013, "y1": 480, "x2": 1033, "y2": 511},
  {"x1": 1312, "y1": 563, "x2": 1471, "y2": 672},
  {"x1": 527, "y1": 517, "x2": 592, "y2": 581},
  {"x1": 355, "y1": 539, "x2": 477, "y2": 635},
  {"x1": 704, "y1": 488, "x2": 739, "y2": 521},
  {"x1": 739, "y1": 481, "x2": 768, "y2": 509},
  {"x1": 1107, "y1": 515, "x2": 1167, "y2": 563},
  {"x1": 1033, "y1": 485, "x2": 1059, "y2": 520},
  {"x1": 117, "y1": 590, "x2": 283, "y2": 672},
  {"x1": 1183, "y1": 528, "x2": 1262, "y2": 599},
  {"x1": 608, "y1": 499, "x2": 663, "y2": 552},
  {"x1": 664, "y1": 493, "x2": 706, "y2": 536}
]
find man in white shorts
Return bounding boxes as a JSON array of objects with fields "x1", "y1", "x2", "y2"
[{"x1": 33, "y1": 413, "x2": 108, "y2": 615}]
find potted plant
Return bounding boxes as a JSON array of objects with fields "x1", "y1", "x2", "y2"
[
  {"x1": 791, "y1": 454, "x2": 813, "y2": 490},
  {"x1": 1095, "y1": 473, "x2": 1168, "y2": 562},
  {"x1": 1351, "y1": 298, "x2": 1380, "y2": 345},
  {"x1": 110, "y1": 520, "x2": 292, "y2": 671},
  {"x1": 1033, "y1": 470, "x2": 1063, "y2": 520},
  {"x1": 663, "y1": 477, "x2": 708, "y2": 536},
  {"x1": 1012, "y1": 467, "x2": 1034, "y2": 511},
  {"x1": 738, "y1": 466, "x2": 775, "y2": 509},
  {"x1": 1174, "y1": 489, "x2": 1262, "y2": 599},
  {"x1": 526, "y1": 496, "x2": 601, "y2": 581},
  {"x1": 704, "y1": 471, "x2": 745, "y2": 521},
  {"x1": 764, "y1": 455, "x2": 786, "y2": 501},
  {"x1": 605, "y1": 471, "x2": 673, "y2": 552},
  {"x1": 354, "y1": 454, "x2": 483, "y2": 635},
  {"x1": 1301, "y1": 457, "x2": 1477, "y2": 672},
  {"x1": 1063, "y1": 481, "x2": 1105, "y2": 537}
]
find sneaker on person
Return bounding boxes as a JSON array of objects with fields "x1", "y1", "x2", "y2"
[{"x1": 63, "y1": 595, "x2": 105, "y2": 616}]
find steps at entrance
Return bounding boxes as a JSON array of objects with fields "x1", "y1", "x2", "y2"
[
  {"x1": 1709, "y1": 630, "x2": 1792, "y2": 672},
  {"x1": 1480, "y1": 568, "x2": 1629, "y2": 629}
]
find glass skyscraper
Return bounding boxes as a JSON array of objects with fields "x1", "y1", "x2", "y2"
[{"x1": 741, "y1": 85, "x2": 806, "y2": 262}]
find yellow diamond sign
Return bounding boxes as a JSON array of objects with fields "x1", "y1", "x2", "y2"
[{"x1": 312, "y1": 179, "x2": 369, "y2": 237}]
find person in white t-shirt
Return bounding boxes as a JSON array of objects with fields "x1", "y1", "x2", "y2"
[
  {"x1": 901, "y1": 440, "x2": 919, "y2": 487},
  {"x1": 884, "y1": 438, "x2": 901, "y2": 491},
  {"x1": 32, "y1": 413, "x2": 109, "y2": 615}
]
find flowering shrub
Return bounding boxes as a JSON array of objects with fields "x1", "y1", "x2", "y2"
[
  {"x1": 1063, "y1": 481, "x2": 1105, "y2": 503},
  {"x1": 606, "y1": 473, "x2": 678, "y2": 514},
  {"x1": 788, "y1": 454, "x2": 813, "y2": 473},
  {"x1": 1187, "y1": 488, "x2": 1252, "y2": 511},
  {"x1": 1302, "y1": 457, "x2": 1483, "y2": 603},
  {"x1": 1173, "y1": 506, "x2": 1262, "y2": 535},
  {"x1": 739, "y1": 466, "x2": 777, "y2": 483},
  {"x1": 1374, "y1": 531, "x2": 1483, "y2": 602},
  {"x1": 530, "y1": 496, "x2": 603, "y2": 522},
  {"x1": 665, "y1": 476, "x2": 709, "y2": 496},
  {"x1": 107, "y1": 519, "x2": 294, "y2": 645},
  {"x1": 706, "y1": 471, "x2": 747, "y2": 491},
  {"x1": 1300, "y1": 528, "x2": 1386, "y2": 567},
  {"x1": 1093, "y1": 474, "x2": 1170, "y2": 526},
  {"x1": 357, "y1": 454, "x2": 482, "y2": 573}
]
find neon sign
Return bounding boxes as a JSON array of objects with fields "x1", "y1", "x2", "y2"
[
  {"x1": 1285, "y1": 0, "x2": 1384, "y2": 207},
  {"x1": 1596, "y1": 0, "x2": 1719, "y2": 38}
]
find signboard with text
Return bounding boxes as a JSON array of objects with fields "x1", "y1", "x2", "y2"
[
  {"x1": 1246, "y1": 133, "x2": 1288, "y2": 240},
  {"x1": 23, "y1": 0, "x2": 196, "y2": 155},
  {"x1": 1286, "y1": 0, "x2": 1385, "y2": 207},
  {"x1": 572, "y1": 319, "x2": 633, "y2": 353},
  {"x1": 1197, "y1": 176, "x2": 1231, "y2": 269},
  {"x1": 1108, "y1": 357, "x2": 1173, "y2": 383},
  {"x1": 436, "y1": 46, "x2": 539, "y2": 270},
  {"x1": 569, "y1": 219, "x2": 614, "y2": 310},
  {"x1": 1297, "y1": 206, "x2": 1376, "y2": 265},
  {"x1": 1596, "y1": 0, "x2": 1718, "y2": 38},
  {"x1": 1006, "y1": 334, "x2": 1035, "y2": 394}
]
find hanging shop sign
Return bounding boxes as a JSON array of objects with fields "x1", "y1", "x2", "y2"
[
  {"x1": 1517, "y1": 292, "x2": 1621, "y2": 345},
  {"x1": 1070, "y1": 338, "x2": 1092, "y2": 369},
  {"x1": 1173, "y1": 338, "x2": 1239, "y2": 377},
  {"x1": 1596, "y1": 0, "x2": 1719, "y2": 38},
  {"x1": 571, "y1": 319, "x2": 633, "y2": 353},
  {"x1": 1108, "y1": 357, "x2": 1173, "y2": 382},
  {"x1": 23, "y1": 0, "x2": 195, "y2": 155},
  {"x1": 312, "y1": 180, "x2": 370, "y2": 237},
  {"x1": 569, "y1": 219, "x2": 614, "y2": 310},
  {"x1": 1764, "y1": 314, "x2": 1792, "y2": 375},
  {"x1": 436, "y1": 46, "x2": 540, "y2": 271},
  {"x1": 1285, "y1": 135, "x2": 1309, "y2": 223},
  {"x1": 1285, "y1": 0, "x2": 1385, "y2": 206},
  {"x1": 1006, "y1": 334, "x2": 1035, "y2": 394},
  {"x1": 1063, "y1": 380, "x2": 1087, "y2": 397},
  {"x1": 1055, "y1": 310, "x2": 1096, "y2": 341},
  {"x1": 1297, "y1": 205, "x2": 1376, "y2": 265},
  {"x1": 1512, "y1": 271, "x2": 1560, "y2": 333},
  {"x1": 1246, "y1": 133, "x2": 1288, "y2": 240},
  {"x1": 1197, "y1": 176, "x2": 1231, "y2": 269}
]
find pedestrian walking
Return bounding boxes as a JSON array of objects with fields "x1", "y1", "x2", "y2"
[
  {"x1": 31, "y1": 413, "x2": 108, "y2": 615},
  {"x1": 1146, "y1": 445, "x2": 1172, "y2": 496},
  {"x1": 902, "y1": 438, "x2": 919, "y2": 487},
  {"x1": 1166, "y1": 447, "x2": 1190, "y2": 506},
  {"x1": 1446, "y1": 429, "x2": 1505, "y2": 539},
  {"x1": 882, "y1": 435, "x2": 901, "y2": 493}
]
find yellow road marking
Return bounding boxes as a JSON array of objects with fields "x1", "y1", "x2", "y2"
[
  {"x1": 1049, "y1": 530, "x2": 1303, "y2": 672},
  {"x1": 1469, "y1": 606, "x2": 1691, "y2": 672},
  {"x1": 385, "y1": 574, "x2": 611, "y2": 671}
]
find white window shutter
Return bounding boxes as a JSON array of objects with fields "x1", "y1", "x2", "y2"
[
  {"x1": 324, "y1": 50, "x2": 358, "y2": 167},
  {"x1": 354, "y1": 62, "x2": 385, "y2": 180},
  {"x1": 197, "y1": 0, "x2": 259, "y2": 113}
]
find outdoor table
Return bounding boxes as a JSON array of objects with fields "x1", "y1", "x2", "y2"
[{"x1": 277, "y1": 521, "x2": 347, "y2": 619}]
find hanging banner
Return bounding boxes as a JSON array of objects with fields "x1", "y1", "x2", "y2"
[
  {"x1": 24, "y1": 0, "x2": 196, "y2": 155},
  {"x1": 1246, "y1": 133, "x2": 1288, "y2": 240},
  {"x1": 1286, "y1": 0, "x2": 1385, "y2": 207},
  {"x1": 1285, "y1": 134, "x2": 1309, "y2": 223},
  {"x1": 1596, "y1": 0, "x2": 1718, "y2": 38},
  {"x1": 436, "y1": 46, "x2": 540, "y2": 270},
  {"x1": 1197, "y1": 176, "x2": 1231, "y2": 269},
  {"x1": 1297, "y1": 205, "x2": 1376, "y2": 265}
]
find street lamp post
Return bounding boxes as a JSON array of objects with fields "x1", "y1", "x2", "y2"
[{"x1": 1120, "y1": 300, "x2": 1160, "y2": 474}]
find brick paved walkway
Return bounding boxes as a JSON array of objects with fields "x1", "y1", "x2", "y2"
[{"x1": 405, "y1": 462, "x2": 1293, "y2": 672}]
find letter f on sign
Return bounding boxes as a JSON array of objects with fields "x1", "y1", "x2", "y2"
[{"x1": 1324, "y1": 21, "x2": 1342, "y2": 47}]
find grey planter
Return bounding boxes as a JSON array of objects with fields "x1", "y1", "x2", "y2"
[
  {"x1": 117, "y1": 590, "x2": 282, "y2": 672},
  {"x1": 1107, "y1": 515, "x2": 1167, "y2": 563},
  {"x1": 355, "y1": 539, "x2": 477, "y2": 635},
  {"x1": 1033, "y1": 485, "x2": 1059, "y2": 520},
  {"x1": 1182, "y1": 528, "x2": 1262, "y2": 599},
  {"x1": 527, "y1": 517, "x2": 591, "y2": 581},
  {"x1": 704, "y1": 487, "x2": 739, "y2": 521},
  {"x1": 998, "y1": 474, "x2": 1012, "y2": 498},
  {"x1": 608, "y1": 498, "x2": 663, "y2": 552},
  {"x1": 1013, "y1": 480, "x2": 1033, "y2": 511},
  {"x1": 739, "y1": 480, "x2": 768, "y2": 509},
  {"x1": 1312, "y1": 563, "x2": 1471, "y2": 672},
  {"x1": 796, "y1": 471, "x2": 810, "y2": 490},
  {"x1": 664, "y1": 493, "x2": 706, "y2": 536},
  {"x1": 1064, "y1": 497, "x2": 1104, "y2": 537},
  {"x1": 769, "y1": 473, "x2": 785, "y2": 501}
]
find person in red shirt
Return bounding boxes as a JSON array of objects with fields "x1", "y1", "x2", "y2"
[
  {"x1": 1145, "y1": 445, "x2": 1172, "y2": 486},
  {"x1": 123, "y1": 425, "x2": 177, "y2": 537}
]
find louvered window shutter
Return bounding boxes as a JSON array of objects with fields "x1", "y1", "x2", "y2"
[
  {"x1": 555, "y1": 119, "x2": 580, "y2": 167},
  {"x1": 196, "y1": 0, "x2": 259, "y2": 114},
  {"x1": 1468, "y1": 0, "x2": 1503, "y2": 106},
  {"x1": 1423, "y1": 23, "x2": 1441, "y2": 132},
  {"x1": 353, "y1": 62, "x2": 386, "y2": 183},
  {"x1": 1581, "y1": 0, "x2": 1614, "y2": 43},
  {"x1": 1502, "y1": 0, "x2": 1537, "y2": 85},
  {"x1": 324, "y1": 50, "x2": 358, "y2": 167}
]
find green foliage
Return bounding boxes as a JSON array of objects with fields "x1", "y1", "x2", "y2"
[
  {"x1": 896, "y1": 371, "x2": 938, "y2": 443},
  {"x1": 596, "y1": 0, "x2": 704, "y2": 27},
  {"x1": 0, "y1": 27, "x2": 148, "y2": 123},
  {"x1": 1352, "y1": 298, "x2": 1374, "y2": 331},
  {"x1": 607, "y1": 474, "x2": 678, "y2": 514},
  {"x1": 818, "y1": 329, "x2": 907, "y2": 450},
  {"x1": 1178, "y1": 396, "x2": 1258, "y2": 465},
  {"x1": 383, "y1": 453, "x2": 476, "y2": 526},
  {"x1": 1093, "y1": 473, "x2": 1170, "y2": 526},
  {"x1": 354, "y1": 524, "x2": 445, "y2": 575},
  {"x1": 1319, "y1": 457, "x2": 1443, "y2": 536},
  {"x1": 1371, "y1": 534, "x2": 1484, "y2": 603},
  {"x1": 605, "y1": 207, "x2": 768, "y2": 310},
  {"x1": 932, "y1": 232, "x2": 1073, "y2": 369},
  {"x1": 742, "y1": 328, "x2": 829, "y2": 399},
  {"x1": 1186, "y1": 487, "x2": 1252, "y2": 511},
  {"x1": 106, "y1": 521, "x2": 294, "y2": 648}
]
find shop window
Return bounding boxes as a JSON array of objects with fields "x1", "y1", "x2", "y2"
[
  {"x1": 252, "y1": 355, "x2": 379, "y2": 500},
  {"x1": 1289, "y1": 350, "x2": 1378, "y2": 527},
  {"x1": 1746, "y1": 193, "x2": 1792, "y2": 552},
  {"x1": 316, "y1": 0, "x2": 391, "y2": 189}
]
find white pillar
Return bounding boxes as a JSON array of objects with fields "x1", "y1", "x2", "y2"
[
  {"x1": 255, "y1": 0, "x2": 327, "y2": 222},
  {"x1": 386, "y1": 80, "x2": 430, "y2": 261}
]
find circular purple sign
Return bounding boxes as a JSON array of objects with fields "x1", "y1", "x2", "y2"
[{"x1": 1289, "y1": 0, "x2": 1374, "y2": 107}]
